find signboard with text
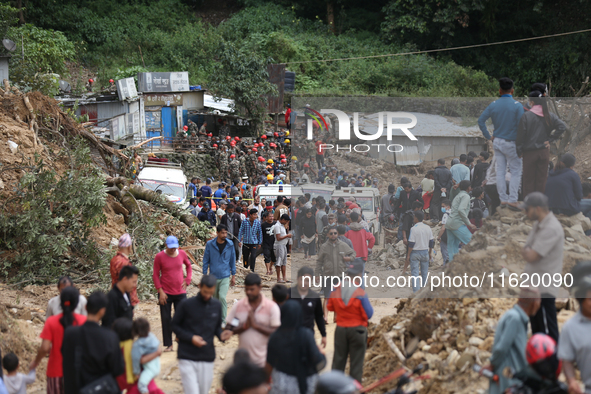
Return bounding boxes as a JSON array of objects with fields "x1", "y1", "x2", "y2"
[
  {"x1": 144, "y1": 93, "x2": 183, "y2": 107},
  {"x1": 116, "y1": 77, "x2": 138, "y2": 101},
  {"x1": 137, "y1": 72, "x2": 190, "y2": 92}
]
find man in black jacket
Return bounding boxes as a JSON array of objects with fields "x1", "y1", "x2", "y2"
[
  {"x1": 398, "y1": 183, "x2": 424, "y2": 212},
  {"x1": 430, "y1": 159, "x2": 453, "y2": 222},
  {"x1": 290, "y1": 266, "x2": 327, "y2": 348},
  {"x1": 516, "y1": 94, "x2": 567, "y2": 197},
  {"x1": 102, "y1": 265, "x2": 138, "y2": 328},
  {"x1": 221, "y1": 203, "x2": 242, "y2": 262},
  {"x1": 172, "y1": 275, "x2": 223, "y2": 394},
  {"x1": 62, "y1": 291, "x2": 124, "y2": 394}
]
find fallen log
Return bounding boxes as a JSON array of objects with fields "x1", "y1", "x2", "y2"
[{"x1": 126, "y1": 184, "x2": 196, "y2": 228}]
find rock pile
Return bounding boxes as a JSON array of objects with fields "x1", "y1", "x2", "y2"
[{"x1": 363, "y1": 207, "x2": 591, "y2": 393}]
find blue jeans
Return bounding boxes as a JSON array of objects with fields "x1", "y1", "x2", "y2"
[
  {"x1": 447, "y1": 225, "x2": 472, "y2": 263},
  {"x1": 493, "y1": 138, "x2": 522, "y2": 203},
  {"x1": 410, "y1": 250, "x2": 429, "y2": 292},
  {"x1": 353, "y1": 257, "x2": 366, "y2": 288},
  {"x1": 440, "y1": 240, "x2": 449, "y2": 265}
]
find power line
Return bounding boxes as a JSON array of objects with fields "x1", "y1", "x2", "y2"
[{"x1": 282, "y1": 28, "x2": 591, "y2": 65}]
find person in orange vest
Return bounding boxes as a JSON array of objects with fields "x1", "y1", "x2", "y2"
[{"x1": 328, "y1": 266, "x2": 373, "y2": 383}]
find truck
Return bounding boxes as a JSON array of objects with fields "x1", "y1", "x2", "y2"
[{"x1": 136, "y1": 161, "x2": 189, "y2": 208}]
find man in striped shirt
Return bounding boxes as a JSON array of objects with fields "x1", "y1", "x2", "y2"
[{"x1": 238, "y1": 209, "x2": 263, "y2": 272}]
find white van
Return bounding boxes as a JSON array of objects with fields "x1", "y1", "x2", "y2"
[
  {"x1": 256, "y1": 184, "x2": 304, "y2": 205},
  {"x1": 137, "y1": 161, "x2": 188, "y2": 207},
  {"x1": 331, "y1": 187, "x2": 382, "y2": 244}
]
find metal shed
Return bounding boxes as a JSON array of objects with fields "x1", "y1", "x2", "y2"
[{"x1": 355, "y1": 112, "x2": 487, "y2": 165}]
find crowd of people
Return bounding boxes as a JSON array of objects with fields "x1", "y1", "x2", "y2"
[{"x1": 3, "y1": 78, "x2": 591, "y2": 394}]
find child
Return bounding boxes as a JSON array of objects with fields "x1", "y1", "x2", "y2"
[
  {"x1": 2, "y1": 353, "x2": 35, "y2": 394},
  {"x1": 469, "y1": 208, "x2": 484, "y2": 233},
  {"x1": 131, "y1": 318, "x2": 161, "y2": 394},
  {"x1": 437, "y1": 199, "x2": 452, "y2": 265}
]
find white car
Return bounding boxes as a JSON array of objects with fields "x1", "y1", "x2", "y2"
[
  {"x1": 301, "y1": 184, "x2": 336, "y2": 202},
  {"x1": 137, "y1": 161, "x2": 189, "y2": 208}
]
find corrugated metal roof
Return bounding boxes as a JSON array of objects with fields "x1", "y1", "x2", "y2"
[
  {"x1": 204, "y1": 94, "x2": 234, "y2": 113},
  {"x1": 356, "y1": 112, "x2": 481, "y2": 138},
  {"x1": 395, "y1": 145, "x2": 420, "y2": 166}
]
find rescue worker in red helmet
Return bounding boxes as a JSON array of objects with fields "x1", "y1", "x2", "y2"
[{"x1": 505, "y1": 333, "x2": 566, "y2": 394}]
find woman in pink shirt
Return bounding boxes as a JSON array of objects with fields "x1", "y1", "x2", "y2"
[{"x1": 152, "y1": 236, "x2": 192, "y2": 352}]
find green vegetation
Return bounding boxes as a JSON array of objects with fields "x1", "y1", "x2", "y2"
[
  {"x1": 4, "y1": 0, "x2": 590, "y2": 97},
  {"x1": 0, "y1": 138, "x2": 106, "y2": 283},
  {"x1": 6, "y1": 0, "x2": 497, "y2": 98}
]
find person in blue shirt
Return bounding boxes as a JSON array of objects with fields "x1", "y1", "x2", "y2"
[
  {"x1": 213, "y1": 182, "x2": 225, "y2": 205},
  {"x1": 199, "y1": 178, "x2": 213, "y2": 199},
  {"x1": 202, "y1": 224, "x2": 236, "y2": 324},
  {"x1": 449, "y1": 154, "x2": 471, "y2": 201},
  {"x1": 188, "y1": 177, "x2": 199, "y2": 199},
  {"x1": 478, "y1": 77, "x2": 524, "y2": 208},
  {"x1": 197, "y1": 203, "x2": 217, "y2": 227}
]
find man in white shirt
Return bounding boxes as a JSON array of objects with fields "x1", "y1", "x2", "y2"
[
  {"x1": 437, "y1": 199, "x2": 452, "y2": 265},
  {"x1": 403, "y1": 211, "x2": 434, "y2": 292},
  {"x1": 46, "y1": 276, "x2": 87, "y2": 318},
  {"x1": 273, "y1": 214, "x2": 292, "y2": 283}
]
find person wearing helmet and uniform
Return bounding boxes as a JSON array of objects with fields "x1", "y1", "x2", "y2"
[
  {"x1": 229, "y1": 155, "x2": 241, "y2": 183},
  {"x1": 219, "y1": 148, "x2": 229, "y2": 181},
  {"x1": 483, "y1": 287, "x2": 541, "y2": 394}
]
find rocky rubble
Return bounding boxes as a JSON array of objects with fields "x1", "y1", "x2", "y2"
[{"x1": 363, "y1": 207, "x2": 591, "y2": 393}]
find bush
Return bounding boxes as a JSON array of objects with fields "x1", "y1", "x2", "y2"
[{"x1": 0, "y1": 138, "x2": 106, "y2": 283}]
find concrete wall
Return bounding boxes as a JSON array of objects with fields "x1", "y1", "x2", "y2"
[{"x1": 182, "y1": 91, "x2": 204, "y2": 110}]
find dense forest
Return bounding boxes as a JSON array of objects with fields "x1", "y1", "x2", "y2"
[{"x1": 3, "y1": 0, "x2": 591, "y2": 97}]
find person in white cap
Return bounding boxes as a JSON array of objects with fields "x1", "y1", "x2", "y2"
[{"x1": 153, "y1": 235, "x2": 193, "y2": 352}]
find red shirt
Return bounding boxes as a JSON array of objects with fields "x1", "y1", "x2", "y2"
[
  {"x1": 285, "y1": 108, "x2": 291, "y2": 124},
  {"x1": 40, "y1": 313, "x2": 87, "y2": 377},
  {"x1": 110, "y1": 252, "x2": 139, "y2": 306},
  {"x1": 315, "y1": 141, "x2": 324, "y2": 156},
  {"x1": 152, "y1": 250, "x2": 192, "y2": 295},
  {"x1": 327, "y1": 287, "x2": 369, "y2": 327}
]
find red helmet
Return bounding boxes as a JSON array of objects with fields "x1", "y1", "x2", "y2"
[
  {"x1": 252, "y1": 148, "x2": 257, "y2": 152},
  {"x1": 183, "y1": 125, "x2": 188, "y2": 131},
  {"x1": 230, "y1": 141, "x2": 236, "y2": 146},
  {"x1": 526, "y1": 334, "x2": 561, "y2": 379},
  {"x1": 261, "y1": 135, "x2": 267, "y2": 139},
  {"x1": 109, "y1": 79, "x2": 114, "y2": 83},
  {"x1": 269, "y1": 143, "x2": 276, "y2": 148},
  {"x1": 230, "y1": 154, "x2": 236, "y2": 159},
  {"x1": 213, "y1": 144, "x2": 218, "y2": 148},
  {"x1": 226, "y1": 136, "x2": 231, "y2": 140},
  {"x1": 274, "y1": 132, "x2": 279, "y2": 137},
  {"x1": 258, "y1": 156, "x2": 265, "y2": 162},
  {"x1": 254, "y1": 143, "x2": 260, "y2": 148},
  {"x1": 303, "y1": 163, "x2": 310, "y2": 167},
  {"x1": 234, "y1": 136, "x2": 240, "y2": 141},
  {"x1": 281, "y1": 159, "x2": 287, "y2": 163},
  {"x1": 88, "y1": 78, "x2": 93, "y2": 83},
  {"x1": 207, "y1": 133, "x2": 212, "y2": 137},
  {"x1": 280, "y1": 154, "x2": 286, "y2": 159}
]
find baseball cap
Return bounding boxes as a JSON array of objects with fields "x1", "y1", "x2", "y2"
[
  {"x1": 166, "y1": 235, "x2": 179, "y2": 248},
  {"x1": 518, "y1": 191, "x2": 549, "y2": 210}
]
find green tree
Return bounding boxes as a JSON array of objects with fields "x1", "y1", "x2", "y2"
[
  {"x1": 8, "y1": 24, "x2": 77, "y2": 95},
  {"x1": 0, "y1": 138, "x2": 106, "y2": 283},
  {"x1": 208, "y1": 42, "x2": 277, "y2": 135}
]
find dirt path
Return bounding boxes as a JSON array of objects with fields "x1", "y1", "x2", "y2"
[{"x1": 1, "y1": 248, "x2": 401, "y2": 394}]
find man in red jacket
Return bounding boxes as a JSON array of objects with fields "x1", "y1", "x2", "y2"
[
  {"x1": 328, "y1": 266, "x2": 373, "y2": 383},
  {"x1": 344, "y1": 211, "x2": 375, "y2": 283}
]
